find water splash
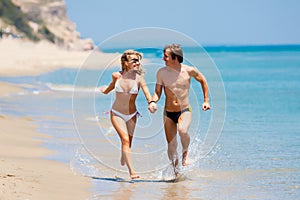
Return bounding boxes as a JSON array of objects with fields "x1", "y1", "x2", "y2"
[{"x1": 70, "y1": 147, "x2": 101, "y2": 177}]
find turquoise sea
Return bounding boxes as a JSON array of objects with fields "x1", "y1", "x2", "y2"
[{"x1": 1, "y1": 45, "x2": 300, "y2": 199}]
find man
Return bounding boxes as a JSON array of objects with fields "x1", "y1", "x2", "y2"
[{"x1": 148, "y1": 44, "x2": 210, "y2": 174}]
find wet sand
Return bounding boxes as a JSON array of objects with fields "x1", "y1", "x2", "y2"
[{"x1": 0, "y1": 82, "x2": 91, "y2": 200}]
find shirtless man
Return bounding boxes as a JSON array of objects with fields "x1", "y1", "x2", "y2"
[{"x1": 148, "y1": 44, "x2": 210, "y2": 173}]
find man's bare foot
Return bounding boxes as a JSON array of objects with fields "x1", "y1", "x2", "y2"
[
  {"x1": 130, "y1": 174, "x2": 140, "y2": 179},
  {"x1": 182, "y1": 150, "x2": 190, "y2": 166}
]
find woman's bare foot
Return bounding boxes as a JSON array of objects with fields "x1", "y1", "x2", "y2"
[
  {"x1": 182, "y1": 150, "x2": 190, "y2": 166},
  {"x1": 130, "y1": 174, "x2": 140, "y2": 179}
]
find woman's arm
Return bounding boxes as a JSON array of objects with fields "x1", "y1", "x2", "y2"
[
  {"x1": 100, "y1": 72, "x2": 119, "y2": 94},
  {"x1": 138, "y1": 75, "x2": 152, "y2": 103}
]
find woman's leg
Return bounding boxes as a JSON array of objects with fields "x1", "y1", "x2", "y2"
[
  {"x1": 125, "y1": 116, "x2": 139, "y2": 178},
  {"x1": 110, "y1": 112, "x2": 139, "y2": 178}
]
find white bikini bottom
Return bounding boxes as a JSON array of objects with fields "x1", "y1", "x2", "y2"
[{"x1": 111, "y1": 109, "x2": 140, "y2": 122}]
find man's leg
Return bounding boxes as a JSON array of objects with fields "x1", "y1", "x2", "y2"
[
  {"x1": 163, "y1": 116, "x2": 178, "y2": 170},
  {"x1": 178, "y1": 111, "x2": 192, "y2": 166}
]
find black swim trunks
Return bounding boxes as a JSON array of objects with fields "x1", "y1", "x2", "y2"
[{"x1": 164, "y1": 107, "x2": 192, "y2": 123}]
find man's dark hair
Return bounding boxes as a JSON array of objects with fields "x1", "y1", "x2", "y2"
[{"x1": 164, "y1": 44, "x2": 183, "y2": 63}]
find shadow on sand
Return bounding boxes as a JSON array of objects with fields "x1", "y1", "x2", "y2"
[{"x1": 89, "y1": 174, "x2": 189, "y2": 183}]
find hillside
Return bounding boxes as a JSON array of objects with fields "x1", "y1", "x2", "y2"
[{"x1": 0, "y1": 0, "x2": 93, "y2": 51}]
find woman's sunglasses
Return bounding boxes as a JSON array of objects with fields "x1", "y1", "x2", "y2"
[{"x1": 128, "y1": 58, "x2": 140, "y2": 64}]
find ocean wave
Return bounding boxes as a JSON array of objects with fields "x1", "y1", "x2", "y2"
[{"x1": 46, "y1": 83, "x2": 100, "y2": 93}]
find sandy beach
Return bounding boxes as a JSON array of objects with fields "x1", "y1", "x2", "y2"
[
  {"x1": 0, "y1": 82, "x2": 91, "y2": 200},
  {"x1": 0, "y1": 40, "x2": 105, "y2": 199},
  {"x1": 1, "y1": 39, "x2": 299, "y2": 200},
  {"x1": 0, "y1": 39, "x2": 120, "y2": 77},
  {"x1": 0, "y1": 38, "x2": 149, "y2": 200}
]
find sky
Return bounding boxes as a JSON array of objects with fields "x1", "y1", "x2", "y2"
[{"x1": 64, "y1": 0, "x2": 300, "y2": 46}]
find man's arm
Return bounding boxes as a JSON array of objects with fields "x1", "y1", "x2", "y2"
[
  {"x1": 152, "y1": 83, "x2": 162, "y2": 102},
  {"x1": 190, "y1": 67, "x2": 210, "y2": 110}
]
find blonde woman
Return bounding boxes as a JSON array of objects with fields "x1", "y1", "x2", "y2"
[{"x1": 100, "y1": 50, "x2": 151, "y2": 179}]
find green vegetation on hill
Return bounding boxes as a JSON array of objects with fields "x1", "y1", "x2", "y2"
[
  {"x1": 0, "y1": 0, "x2": 40, "y2": 41},
  {"x1": 0, "y1": 0, "x2": 58, "y2": 43}
]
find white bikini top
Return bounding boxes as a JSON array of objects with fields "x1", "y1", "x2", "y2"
[{"x1": 115, "y1": 79, "x2": 139, "y2": 94}]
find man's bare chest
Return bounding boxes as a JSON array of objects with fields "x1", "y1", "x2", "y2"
[{"x1": 163, "y1": 72, "x2": 190, "y2": 90}]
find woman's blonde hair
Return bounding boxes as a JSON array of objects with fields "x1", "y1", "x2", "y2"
[{"x1": 120, "y1": 50, "x2": 144, "y2": 75}]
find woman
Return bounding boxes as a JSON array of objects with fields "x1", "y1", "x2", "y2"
[{"x1": 100, "y1": 50, "x2": 151, "y2": 179}]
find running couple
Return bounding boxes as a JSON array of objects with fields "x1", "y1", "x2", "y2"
[{"x1": 100, "y1": 44, "x2": 210, "y2": 179}]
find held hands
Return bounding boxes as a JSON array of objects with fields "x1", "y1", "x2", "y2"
[
  {"x1": 148, "y1": 102, "x2": 157, "y2": 113},
  {"x1": 202, "y1": 102, "x2": 211, "y2": 111}
]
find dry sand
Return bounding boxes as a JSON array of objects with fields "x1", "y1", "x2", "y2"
[{"x1": 0, "y1": 39, "x2": 120, "y2": 77}]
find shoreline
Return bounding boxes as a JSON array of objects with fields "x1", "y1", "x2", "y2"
[
  {"x1": 0, "y1": 37, "x2": 114, "y2": 199},
  {"x1": 0, "y1": 82, "x2": 92, "y2": 200}
]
